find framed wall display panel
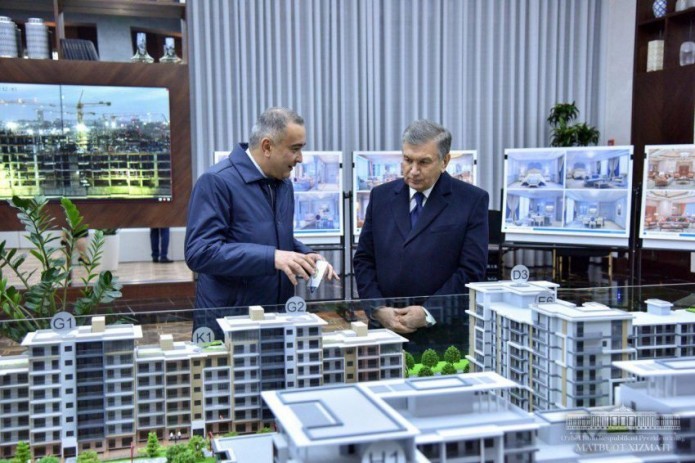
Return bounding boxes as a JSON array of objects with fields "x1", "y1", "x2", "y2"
[
  {"x1": 213, "y1": 150, "x2": 229, "y2": 164},
  {"x1": 502, "y1": 146, "x2": 633, "y2": 247},
  {"x1": 0, "y1": 82, "x2": 172, "y2": 201},
  {"x1": 352, "y1": 150, "x2": 477, "y2": 238},
  {"x1": 0, "y1": 59, "x2": 191, "y2": 230},
  {"x1": 639, "y1": 145, "x2": 695, "y2": 251},
  {"x1": 292, "y1": 151, "x2": 343, "y2": 242}
]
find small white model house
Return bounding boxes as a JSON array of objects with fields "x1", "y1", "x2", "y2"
[
  {"x1": 259, "y1": 372, "x2": 539, "y2": 463},
  {"x1": 613, "y1": 357, "x2": 695, "y2": 455}
]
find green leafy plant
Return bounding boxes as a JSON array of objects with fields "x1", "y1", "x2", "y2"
[
  {"x1": 404, "y1": 351, "x2": 415, "y2": 370},
  {"x1": 548, "y1": 101, "x2": 599, "y2": 147},
  {"x1": 76, "y1": 451, "x2": 100, "y2": 463},
  {"x1": 443, "y1": 346, "x2": 461, "y2": 364},
  {"x1": 420, "y1": 348, "x2": 439, "y2": 368},
  {"x1": 11, "y1": 441, "x2": 31, "y2": 463},
  {"x1": 418, "y1": 366, "x2": 434, "y2": 377},
  {"x1": 0, "y1": 196, "x2": 122, "y2": 342},
  {"x1": 441, "y1": 363, "x2": 457, "y2": 375},
  {"x1": 187, "y1": 435, "x2": 208, "y2": 459},
  {"x1": 146, "y1": 432, "x2": 160, "y2": 458},
  {"x1": 100, "y1": 228, "x2": 118, "y2": 235},
  {"x1": 37, "y1": 457, "x2": 59, "y2": 463}
]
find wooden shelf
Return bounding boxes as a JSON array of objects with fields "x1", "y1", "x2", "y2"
[
  {"x1": 58, "y1": 0, "x2": 185, "y2": 20},
  {"x1": 0, "y1": 0, "x2": 187, "y2": 61}
]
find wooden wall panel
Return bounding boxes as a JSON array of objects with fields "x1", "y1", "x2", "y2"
[{"x1": 0, "y1": 58, "x2": 191, "y2": 230}]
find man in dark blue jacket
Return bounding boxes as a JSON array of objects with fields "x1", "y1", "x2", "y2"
[
  {"x1": 354, "y1": 119, "x2": 488, "y2": 336},
  {"x1": 185, "y1": 107, "x2": 337, "y2": 336}
]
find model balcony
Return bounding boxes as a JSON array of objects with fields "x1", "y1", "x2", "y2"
[{"x1": 571, "y1": 330, "x2": 607, "y2": 340}]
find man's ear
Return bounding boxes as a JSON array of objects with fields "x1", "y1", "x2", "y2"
[
  {"x1": 442, "y1": 153, "x2": 451, "y2": 171},
  {"x1": 261, "y1": 137, "x2": 272, "y2": 156}
]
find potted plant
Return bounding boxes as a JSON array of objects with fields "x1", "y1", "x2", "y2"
[
  {"x1": 547, "y1": 101, "x2": 600, "y2": 147},
  {"x1": 0, "y1": 196, "x2": 122, "y2": 342}
]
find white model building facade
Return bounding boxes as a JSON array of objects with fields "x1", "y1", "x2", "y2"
[
  {"x1": 464, "y1": 281, "x2": 695, "y2": 413},
  {"x1": 213, "y1": 360, "x2": 695, "y2": 462},
  {"x1": 255, "y1": 372, "x2": 541, "y2": 463},
  {"x1": 0, "y1": 308, "x2": 406, "y2": 457},
  {"x1": 322, "y1": 321, "x2": 406, "y2": 384},
  {"x1": 630, "y1": 299, "x2": 695, "y2": 359},
  {"x1": 19, "y1": 317, "x2": 142, "y2": 457},
  {"x1": 467, "y1": 280, "x2": 635, "y2": 412}
]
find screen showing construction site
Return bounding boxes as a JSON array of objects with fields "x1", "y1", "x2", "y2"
[{"x1": 0, "y1": 82, "x2": 172, "y2": 200}]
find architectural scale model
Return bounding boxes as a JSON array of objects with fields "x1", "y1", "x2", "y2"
[
  {"x1": 213, "y1": 359, "x2": 695, "y2": 462},
  {"x1": 0, "y1": 308, "x2": 406, "y2": 458},
  {"x1": 466, "y1": 280, "x2": 695, "y2": 412}
]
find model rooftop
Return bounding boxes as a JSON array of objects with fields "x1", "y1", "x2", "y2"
[
  {"x1": 136, "y1": 334, "x2": 210, "y2": 360},
  {"x1": 486, "y1": 301, "x2": 534, "y2": 324},
  {"x1": 217, "y1": 305, "x2": 327, "y2": 332},
  {"x1": 262, "y1": 384, "x2": 419, "y2": 448},
  {"x1": 0, "y1": 355, "x2": 28, "y2": 373},
  {"x1": 466, "y1": 280, "x2": 559, "y2": 294},
  {"x1": 21, "y1": 316, "x2": 142, "y2": 346},
  {"x1": 366, "y1": 371, "x2": 518, "y2": 399},
  {"x1": 632, "y1": 299, "x2": 695, "y2": 325},
  {"x1": 321, "y1": 322, "x2": 408, "y2": 346},
  {"x1": 535, "y1": 299, "x2": 633, "y2": 321},
  {"x1": 613, "y1": 357, "x2": 695, "y2": 377}
]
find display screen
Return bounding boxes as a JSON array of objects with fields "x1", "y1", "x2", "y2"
[
  {"x1": 353, "y1": 150, "x2": 476, "y2": 237},
  {"x1": 639, "y1": 145, "x2": 695, "y2": 250},
  {"x1": 292, "y1": 151, "x2": 343, "y2": 239},
  {"x1": 0, "y1": 82, "x2": 172, "y2": 201},
  {"x1": 502, "y1": 146, "x2": 633, "y2": 247}
]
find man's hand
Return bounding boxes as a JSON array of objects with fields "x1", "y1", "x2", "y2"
[
  {"x1": 393, "y1": 305, "x2": 428, "y2": 331},
  {"x1": 372, "y1": 307, "x2": 416, "y2": 334},
  {"x1": 306, "y1": 253, "x2": 340, "y2": 282},
  {"x1": 275, "y1": 250, "x2": 316, "y2": 285}
]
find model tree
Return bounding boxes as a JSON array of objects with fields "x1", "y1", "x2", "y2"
[
  {"x1": 188, "y1": 435, "x2": 208, "y2": 459},
  {"x1": 404, "y1": 351, "x2": 415, "y2": 370},
  {"x1": 418, "y1": 366, "x2": 434, "y2": 377},
  {"x1": 166, "y1": 444, "x2": 188, "y2": 463},
  {"x1": 76, "y1": 451, "x2": 100, "y2": 463},
  {"x1": 146, "y1": 431, "x2": 160, "y2": 457},
  {"x1": 421, "y1": 349, "x2": 439, "y2": 368},
  {"x1": 12, "y1": 442, "x2": 31, "y2": 463},
  {"x1": 443, "y1": 346, "x2": 461, "y2": 364},
  {"x1": 441, "y1": 363, "x2": 457, "y2": 375}
]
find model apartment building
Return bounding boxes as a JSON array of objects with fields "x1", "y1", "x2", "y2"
[
  {"x1": 0, "y1": 318, "x2": 143, "y2": 459},
  {"x1": 0, "y1": 309, "x2": 406, "y2": 458},
  {"x1": 213, "y1": 358, "x2": 695, "y2": 462},
  {"x1": 466, "y1": 280, "x2": 695, "y2": 413}
]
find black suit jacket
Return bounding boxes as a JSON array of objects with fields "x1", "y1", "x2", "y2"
[{"x1": 354, "y1": 172, "x2": 489, "y2": 305}]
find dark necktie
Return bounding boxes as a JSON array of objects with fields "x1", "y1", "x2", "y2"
[{"x1": 410, "y1": 192, "x2": 424, "y2": 229}]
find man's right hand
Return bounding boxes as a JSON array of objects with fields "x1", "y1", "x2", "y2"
[
  {"x1": 372, "y1": 307, "x2": 416, "y2": 334},
  {"x1": 275, "y1": 250, "x2": 316, "y2": 285}
]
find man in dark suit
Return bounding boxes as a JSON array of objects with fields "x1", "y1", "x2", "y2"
[
  {"x1": 353, "y1": 119, "x2": 489, "y2": 334},
  {"x1": 185, "y1": 107, "x2": 337, "y2": 336}
]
